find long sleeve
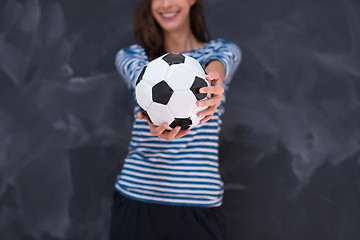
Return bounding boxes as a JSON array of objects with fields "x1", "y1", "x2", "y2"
[
  {"x1": 205, "y1": 40, "x2": 242, "y2": 93},
  {"x1": 115, "y1": 45, "x2": 148, "y2": 90}
]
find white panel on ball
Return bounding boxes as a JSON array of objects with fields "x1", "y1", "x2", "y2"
[
  {"x1": 165, "y1": 64, "x2": 196, "y2": 91},
  {"x1": 147, "y1": 102, "x2": 175, "y2": 127},
  {"x1": 142, "y1": 59, "x2": 169, "y2": 86},
  {"x1": 184, "y1": 56, "x2": 206, "y2": 78},
  {"x1": 189, "y1": 104, "x2": 208, "y2": 129},
  {"x1": 167, "y1": 90, "x2": 197, "y2": 118},
  {"x1": 135, "y1": 80, "x2": 153, "y2": 110}
]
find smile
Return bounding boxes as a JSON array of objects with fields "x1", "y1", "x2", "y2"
[{"x1": 160, "y1": 11, "x2": 180, "y2": 20}]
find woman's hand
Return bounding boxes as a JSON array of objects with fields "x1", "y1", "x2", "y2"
[
  {"x1": 197, "y1": 71, "x2": 224, "y2": 124},
  {"x1": 137, "y1": 112, "x2": 191, "y2": 141}
]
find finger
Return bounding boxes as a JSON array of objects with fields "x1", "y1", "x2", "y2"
[
  {"x1": 166, "y1": 126, "x2": 181, "y2": 140},
  {"x1": 206, "y1": 71, "x2": 220, "y2": 80},
  {"x1": 175, "y1": 129, "x2": 191, "y2": 138},
  {"x1": 197, "y1": 96, "x2": 222, "y2": 108},
  {"x1": 151, "y1": 122, "x2": 169, "y2": 135},
  {"x1": 200, "y1": 115, "x2": 213, "y2": 124},
  {"x1": 137, "y1": 111, "x2": 144, "y2": 119},
  {"x1": 198, "y1": 105, "x2": 217, "y2": 118},
  {"x1": 200, "y1": 86, "x2": 224, "y2": 95}
]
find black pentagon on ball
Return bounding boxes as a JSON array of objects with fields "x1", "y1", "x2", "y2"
[
  {"x1": 152, "y1": 80, "x2": 174, "y2": 105},
  {"x1": 170, "y1": 118, "x2": 192, "y2": 130},
  {"x1": 136, "y1": 66, "x2": 147, "y2": 86},
  {"x1": 162, "y1": 53, "x2": 185, "y2": 65},
  {"x1": 190, "y1": 76, "x2": 208, "y2": 100},
  {"x1": 140, "y1": 107, "x2": 153, "y2": 123}
]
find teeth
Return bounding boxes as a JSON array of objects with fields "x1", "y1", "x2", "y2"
[{"x1": 162, "y1": 12, "x2": 177, "y2": 17}]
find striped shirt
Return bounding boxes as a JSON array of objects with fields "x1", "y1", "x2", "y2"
[{"x1": 115, "y1": 39, "x2": 241, "y2": 207}]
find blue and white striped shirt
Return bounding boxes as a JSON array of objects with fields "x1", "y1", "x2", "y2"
[{"x1": 115, "y1": 39, "x2": 241, "y2": 207}]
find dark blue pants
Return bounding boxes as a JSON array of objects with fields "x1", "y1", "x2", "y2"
[{"x1": 109, "y1": 191, "x2": 228, "y2": 240}]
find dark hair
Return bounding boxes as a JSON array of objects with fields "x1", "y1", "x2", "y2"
[{"x1": 133, "y1": 0, "x2": 210, "y2": 60}]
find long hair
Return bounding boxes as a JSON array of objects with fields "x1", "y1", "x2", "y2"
[{"x1": 133, "y1": 0, "x2": 210, "y2": 61}]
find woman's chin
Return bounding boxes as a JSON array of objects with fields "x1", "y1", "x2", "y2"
[{"x1": 160, "y1": 24, "x2": 182, "y2": 33}]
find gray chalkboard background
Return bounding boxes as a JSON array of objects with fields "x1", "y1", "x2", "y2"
[{"x1": 1, "y1": 0, "x2": 360, "y2": 239}]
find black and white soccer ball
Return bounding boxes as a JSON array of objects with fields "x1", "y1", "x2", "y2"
[{"x1": 135, "y1": 53, "x2": 210, "y2": 130}]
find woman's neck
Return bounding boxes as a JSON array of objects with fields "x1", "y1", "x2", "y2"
[{"x1": 164, "y1": 30, "x2": 204, "y2": 53}]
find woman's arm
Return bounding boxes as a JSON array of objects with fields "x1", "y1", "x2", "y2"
[{"x1": 198, "y1": 60, "x2": 226, "y2": 124}]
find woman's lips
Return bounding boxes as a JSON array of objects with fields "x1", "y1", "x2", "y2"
[{"x1": 160, "y1": 11, "x2": 179, "y2": 21}]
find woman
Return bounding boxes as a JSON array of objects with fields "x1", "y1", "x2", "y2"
[{"x1": 110, "y1": 0, "x2": 241, "y2": 239}]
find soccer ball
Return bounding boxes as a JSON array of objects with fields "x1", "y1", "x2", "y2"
[{"x1": 135, "y1": 53, "x2": 209, "y2": 130}]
